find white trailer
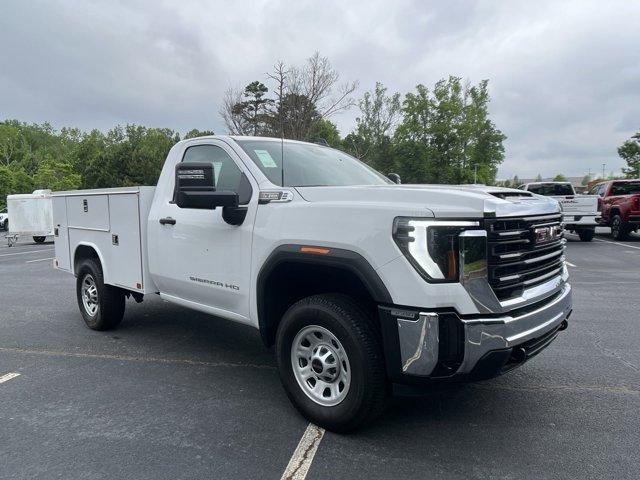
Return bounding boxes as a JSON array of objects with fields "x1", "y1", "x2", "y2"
[{"x1": 6, "y1": 189, "x2": 54, "y2": 246}]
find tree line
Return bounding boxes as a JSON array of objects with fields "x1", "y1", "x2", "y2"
[
  {"x1": 221, "y1": 53, "x2": 507, "y2": 185},
  {"x1": 2, "y1": 52, "x2": 637, "y2": 210}
]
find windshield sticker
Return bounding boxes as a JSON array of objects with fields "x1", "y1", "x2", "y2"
[{"x1": 255, "y1": 150, "x2": 279, "y2": 168}]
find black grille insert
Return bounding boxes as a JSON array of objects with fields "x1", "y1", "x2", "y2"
[{"x1": 485, "y1": 214, "x2": 565, "y2": 301}]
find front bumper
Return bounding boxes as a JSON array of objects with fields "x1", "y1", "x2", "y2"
[{"x1": 379, "y1": 283, "x2": 572, "y2": 384}]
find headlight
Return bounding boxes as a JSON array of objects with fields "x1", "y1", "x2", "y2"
[{"x1": 392, "y1": 218, "x2": 482, "y2": 282}]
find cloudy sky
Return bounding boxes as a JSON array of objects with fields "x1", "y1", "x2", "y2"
[{"x1": 1, "y1": 0, "x2": 639, "y2": 179}]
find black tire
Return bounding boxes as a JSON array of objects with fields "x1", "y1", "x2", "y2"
[
  {"x1": 578, "y1": 228, "x2": 595, "y2": 242},
  {"x1": 276, "y1": 294, "x2": 388, "y2": 432},
  {"x1": 611, "y1": 215, "x2": 628, "y2": 240},
  {"x1": 33, "y1": 236, "x2": 46, "y2": 243},
  {"x1": 76, "y1": 258, "x2": 125, "y2": 330},
  {"x1": 2, "y1": 220, "x2": 7, "y2": 231}
]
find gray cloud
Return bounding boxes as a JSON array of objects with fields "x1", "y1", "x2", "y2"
[{"x1": 1, "y1": 0, "x2": 639, "y2": 178}]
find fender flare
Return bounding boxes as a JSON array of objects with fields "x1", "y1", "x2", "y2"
[{"x1": 256, "y1": 244, "x2": 392, "y2": 346}]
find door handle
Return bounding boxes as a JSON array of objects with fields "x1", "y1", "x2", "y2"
[{"x1": 159, "y1": 217, "x2": 176, "y2": 225}]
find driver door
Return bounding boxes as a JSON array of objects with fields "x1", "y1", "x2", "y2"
[{"x1": 148, "y1": 140, "x2": 257, "y2": 322}]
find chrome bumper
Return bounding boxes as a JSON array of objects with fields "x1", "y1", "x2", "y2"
[{"x1": 397, "y1": 283, "x2": 572, "y2": 377}]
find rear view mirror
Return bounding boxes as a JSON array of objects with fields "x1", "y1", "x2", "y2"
[
  {"x1": 388, "y1": 173, "x2": 401, "y2": 184},
  {"x1": 175, "y1": 162, "x2": 239, "y2": 209}
]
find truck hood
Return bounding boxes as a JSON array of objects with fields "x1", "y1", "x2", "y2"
[{"x1": 294, "y1": 184, "x2": 561, "y2": 218}]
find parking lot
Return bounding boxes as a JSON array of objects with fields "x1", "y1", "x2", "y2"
[{"x1": 0, "y1": 229, "x2": 638, "y2": 480}]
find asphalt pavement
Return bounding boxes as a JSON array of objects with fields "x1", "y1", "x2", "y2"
[{"x1": 0, "y1": 229, "x2": 638, "y2": 479}]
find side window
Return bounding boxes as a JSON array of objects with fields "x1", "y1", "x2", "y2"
[{"x1": 182, "y1": 145, "x2": 242, "y2": 192}]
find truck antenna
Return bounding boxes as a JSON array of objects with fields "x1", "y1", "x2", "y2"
[{"x1": 280, "y1": 111, "x2": 285, "y2": 187}]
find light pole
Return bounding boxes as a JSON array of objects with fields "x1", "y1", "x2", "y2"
[
  {"x1": 602, "y1": 163, "x2": 606, "y2": 180},
  {"x1": 473, "y1": 164, "x2": 478, "y2": 184}
]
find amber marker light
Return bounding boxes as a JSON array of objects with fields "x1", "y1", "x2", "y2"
[{"x1": 299, "y1": 246, "x2": 331, "y2": 255}]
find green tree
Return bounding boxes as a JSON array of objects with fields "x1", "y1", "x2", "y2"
[
  {"x1": 581, "y1": 174, "x2": 591, "y2": 186},
  {"x1": 344, "y1": 82, "x2": 401, "y2": 174},
  {"x1": 0, "y1": 124, "x2": 23, "y2": 165},
  {"x1": 512, "y1": 174, "x2": 522, "y2": 187},
  {"x1": 619, "y1": 131, "x2": 640, "y2": 178},
  {"x1": 0, "y1": 165, "x2": 15, "y2": 209},
  {"x1": 184, "y1": 129, "x2": 215, "y2": 139},
  {"x1": 33, "y1": 155, "x2": 81, "y2": 191},
  {"x1": 224, "y1": 81, "x2": 273, "y2": 136},
  {"x1": 535, "y1": 173, "x2": 543, "y2": 181},
  {"x1": 553, "y1": 174, "x2": 567, "y2": 181},
  {"x1": 393, "y1": 77, "x2": 505, "y2": 184},
  {"x1": 307, "y1": 119, "x2": 341, "y2": 147}
]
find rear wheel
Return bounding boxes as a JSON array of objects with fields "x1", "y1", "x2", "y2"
[
  {"x1": 76, "y1": 258, "x2": 125, "y2": 330},
  {"x1": 578, "y1": 228, "x2": 595, "y2": 242},
  {"x1": 276, "y1": 294, "x2": 388, "y2": 432},
  {"x1": 611, "y1": 215, "x2": 628, "y2": 240},
  {"x1": 33, "y1": 236, "x2": 46, "y2": 243}
]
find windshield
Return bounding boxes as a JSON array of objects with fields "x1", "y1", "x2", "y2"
[
  {"x1": 234, "y1": 139, "x2": 391, "y2": 187},
  {"x1": 527, "y1": 183, "x2": 574, "y2": 196},
  {"x1": 611, "y1": 182, "x2": 640, "y2": 195}
]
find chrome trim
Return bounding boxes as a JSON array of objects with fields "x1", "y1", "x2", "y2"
[
  {"x1": 499, "y1": 267, "x2": 567, "y2": 309},
  {"x1": 258, "y1": 190, "x2": 293, "y2": 203},
  {"x1": 459, "y1": 230, "x2": 502, "y2": 313},
  {"x1": 522, "y1": 249, "x2": 563, "y2": 264},
  {"x1": 457, "y1": 283, "x2": 572, "y2": 374},
  {"x1": 484, "y1": 199, "x2": 562, "y2": 219},
  {"x1": 397, "y1": 312, "x2": 439, "y2": 376},
  {"x1": 405, "y1": 220, "x2": 479, "y2": 280}
]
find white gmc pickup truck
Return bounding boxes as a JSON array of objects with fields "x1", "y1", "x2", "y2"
[
  {"x1": 520, "y1": 182, "x2": 599, "y2": 241},
  {"x1": 53, "y1": 136, "x2": 572, "y2": 431}
]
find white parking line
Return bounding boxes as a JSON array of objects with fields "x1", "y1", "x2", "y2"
[
  {"x1": 25, "y1": 257, "x2": 54, "y2": 263},
  {"x1": 0, "y1": 372, "x2": 21, "y2": 384},
  {"x1": 280, "y1": 423, "x2": 325, "y2": 480},
  {"x1": 594, "y1": 238, "x2": 640, "y2": 251},
  {"x1": 0, "y1": 248, "x2": 54, "y2": 257}
]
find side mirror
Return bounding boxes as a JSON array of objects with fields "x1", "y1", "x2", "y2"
[
  {"x1": 175, "y1": 162, "x2": 239, "y2": 209},
  {"x1": 388, "y1": 173, "x2": 401, "y2": 184}
]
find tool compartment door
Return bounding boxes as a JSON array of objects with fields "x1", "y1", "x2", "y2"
[
  {"x1": 107, "y1": 193, "x2": 144, "y2": 291},
  {"x1": 52, "y1": 196, "x2": 71, "y2": 271},
  {"x1": 66, "y1": 194, "x2": 110, "y2": 231}
]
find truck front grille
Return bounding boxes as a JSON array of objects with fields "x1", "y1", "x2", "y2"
[{"x1": 485, "y1": 214, "x2": 565, "y2": 301}]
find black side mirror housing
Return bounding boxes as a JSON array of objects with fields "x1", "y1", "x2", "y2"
[
  {"x1": 175, "y1": 162, "x2": 239, "y2": 209},
  {"x1": 388, "y1": 173, "x2": 401, "y2": 184}
]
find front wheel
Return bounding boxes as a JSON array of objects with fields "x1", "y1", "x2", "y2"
[
  {"x1": 76, "y1": 258, "x2": 125, "y2": 330},
  {"x1": 578, "y1": 228, "x2": 595, "y2": 242},
  {"x1": 611, "y1": 215, "x2": 629, "y2": 240},
  {"x1": 33, "y1": 236, "x2": 46, "y2": 243},
  {"x1": 276, "y1": 294, "x2": 388, "y2": 432}
]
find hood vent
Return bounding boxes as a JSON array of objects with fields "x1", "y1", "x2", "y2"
[{"x1": 489, "y1": 191, "x2": 533, "y2": 200}]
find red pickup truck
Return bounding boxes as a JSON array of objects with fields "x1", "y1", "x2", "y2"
[{"x1": 589, "y1": 179, "x2": 640, "y2": 239}]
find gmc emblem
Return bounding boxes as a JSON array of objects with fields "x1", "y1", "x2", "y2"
[{"x1": 534, "y1": 225, "x2": 562, "y2": 244}]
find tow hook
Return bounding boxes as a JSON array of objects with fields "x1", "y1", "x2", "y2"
[{"x1": 512, "y1": 347, "x2": 527, "y2": 363}]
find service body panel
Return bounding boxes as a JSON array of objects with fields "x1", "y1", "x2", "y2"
[{"x1": 53, "y1": 187, "x2": 157, "y2": 294}]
